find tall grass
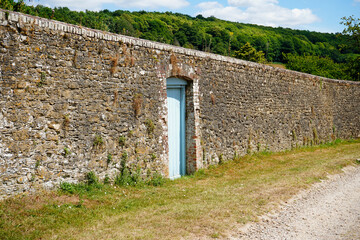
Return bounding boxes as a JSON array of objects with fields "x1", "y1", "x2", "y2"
[{"x1": 0, "y1": 139, "x2": 359, "y2": 240}]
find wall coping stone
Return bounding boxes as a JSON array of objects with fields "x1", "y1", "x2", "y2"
[{"x1": 0, "y1": 8, "x2": 359, "y2": 86}]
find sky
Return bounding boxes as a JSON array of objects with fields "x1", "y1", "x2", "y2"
[{"x1": 32, "y1": 0, "x2": 360, "y2": 33}]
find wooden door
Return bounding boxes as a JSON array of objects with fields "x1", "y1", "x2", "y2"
[{"x1": 167, "y1": 78, "x2": 187, "y2": 179}]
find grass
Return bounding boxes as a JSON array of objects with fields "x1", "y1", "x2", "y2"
[
  {"x1": 1, "y1": 139, "x2": 360, "y2": 239},
  {"x1": 267, "y1": 62, "x2": 286, "y2": 69}
]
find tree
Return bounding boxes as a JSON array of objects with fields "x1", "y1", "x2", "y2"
[
  {"x1": 0, "y1": 0, "x2": 14, "y2": 11},
  {"x1": 233, "y1": 42, "x2": 266, "y2": 63},
  {"x1": 340, "y1": 15, "x2": 360, "y2": 81},
  {"x1": 283, "y1": 53, "x2": 350, "y2": 80},
  {"x1": 1, "y1": 0, "x2": 356, "y2": 73},
  {"x1": 341, "y1": 15, "x2": 360, "y2": 52},
  {"x1": 345, "y1": 55, "x2": 360, "y2": 81}
]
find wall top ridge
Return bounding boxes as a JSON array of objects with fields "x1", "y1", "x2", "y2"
[{"x1": 0, "y1": 8, "x2": 359, "y2": 85}]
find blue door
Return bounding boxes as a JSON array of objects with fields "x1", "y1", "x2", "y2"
[{"x1": 167, "y1": 78, "x2": 187, "y2": 179}]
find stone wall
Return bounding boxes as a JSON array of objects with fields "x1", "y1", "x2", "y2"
[{"x1": 1, "y1": 9, "x2": 359, "y2": 199}]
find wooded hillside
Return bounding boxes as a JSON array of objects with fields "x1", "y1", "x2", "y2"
[{"x1": 1, "y1": 0, "x2": 359, "y2": 80}]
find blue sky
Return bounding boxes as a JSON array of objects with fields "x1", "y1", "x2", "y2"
[{"x1": 34, "y1": 0, "x2": 360, "y2": 33}]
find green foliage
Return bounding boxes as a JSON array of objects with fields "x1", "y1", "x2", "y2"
[
  {"x1": 284, "y1": 53, "x2": 351, "y2": 80},
  {"x1": 114, "y1": 151, "x2": 165, "y2": 187},
  {"x1": 121, "y1": 151, "x2": 128, "y2": 166},
  {"x1": 340, "y1": 15, "x2": 360, "y2": 52},
  {"x1": 103, "y1": 174, "x2": 110, "y2": 184},
  {"x1": 60, "y1": 171, "x2": 102, "y2": 195},
  {"x1": 86, "y1": 171, "x2": 99, "y2": 186},
  {"x1": 345, "y1": 55, "x2": 360, "y2": 81},
  {"x1": 233, "y1": 42, "x2": 266, "y2": 63},
  {"x1": 257, "y1": 143, "x2": 261, "y2": 151},
  {"x1": 1, "y1": 0, "x2": 359, "y2": 80},
  {"x1": 258, "y1": 147, "x2": 272, "y2": 156},
  {"x1": 1, "y1": 0, "x2": 355, "y2": 63},
  {"x1": 146, "y1": 172, "x2": 165, "y2": 186},
  {"x1": 107, "y1": 153, "x2": 112, "y2": 165},
  {"x1": 130, "y1": 167, "x2": 143, "y2": 186},
  {"x1": 218, "y1": 153, "x2": 224, "y2": 165},
  {"x1": 114, "y1": 167, "x2": 144, "y2": 187},
  {"x1": 114, "y1": 167, "x2": 132, "y2": 186},
  {"x1": 114, "y1": 151, "x2": 133, "y2": 186},
  {"x1": 0, "y1": 0, "x2": 14, "y2": 11},
  {"x1": 339, "y1": 15, "x2": 360, "y2": 81},
  {"x1": 59, "y1": 182, "x2": 77, "y2": 194},
  {"x1": 59, "y1": 181, "x2": 100, "y2": 195},
  {"x1": 193, "y1": 168, "x2": 207, "y2": 179}
]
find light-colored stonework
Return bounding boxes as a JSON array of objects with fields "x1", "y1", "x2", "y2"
[{"x1": 1, "y1": 9, "x2": 359, "y2": 199}]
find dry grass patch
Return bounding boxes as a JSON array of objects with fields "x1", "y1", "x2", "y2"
[
  {"x1": 1, "y1": 140, "x2": 359, "y2": 240},
  {"x1": 267, "y1": 62, "x2": 287, "y2": 69}
]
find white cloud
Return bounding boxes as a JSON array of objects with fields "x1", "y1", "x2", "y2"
[
  {"x1": 43, "y1": 0, "x2": 189, "y2": 11},
  {"x1": 197, "y1": 1, "x2": 223, "y2": 10},
  {"x1": 228, "y1": 0, "x2": 278, "y2": 8},
  {"x1": 196, "y1": 0, "x2": 319, "y2": 28}
]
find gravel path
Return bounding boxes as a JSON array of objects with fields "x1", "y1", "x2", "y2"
[{"x1": 234, "y1": 165, "x2": 360, "y2": 240}]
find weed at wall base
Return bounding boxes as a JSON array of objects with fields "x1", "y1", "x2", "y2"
[
  {"x1": 146, "y1": 172, "x2": 166, "y2": 186},
  {"x1": 59, "y1": 168, "x2": 166, "y2": 195},
  {"x1": 104, "y1": 174, "x2": 110, "y2": 184},
  {"x1": 107, "y1": 154, "x2": 112, "y2": 165},
  {"x1": 86, "y1": 171, "x2": 100, "y2": 186},
  {"x1": 59, "y1": 171, "x2": 102, "y2": 195},
  {"x1": 218, "y1": 154, "x2": 224, "y2": 165},
  {"x1": 114, "y1": 168, "x2": 166, "y2": 187}
]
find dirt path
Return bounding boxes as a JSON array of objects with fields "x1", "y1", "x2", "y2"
[{"x1": 234, "y1": 165, "x2": 360, "y2": 240}]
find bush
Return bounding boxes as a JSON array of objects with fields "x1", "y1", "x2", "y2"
[
  {"x1": 115, "y1": 167, "x2": 143, "y2": 187},
  {"x1": 115, "y1": 168, "x2": 166, "y2": 187},
  {"x1": 147, "y1": 172, "x2": 166, "y2": 186},
  {"x1": 86, "y1": 171, "x2": 99, "y2": 185},
  {"x1": 115, "y1": 167, "x2": 133, "y2": 186},
  {"x1": 104, "y1": 174, "x2": 110, "y2": 184},
  {"x1": 59, "y1": 182, "x2": 76, "y2": 194},
  {"x1": 233, "y1": 42, "x2": 267, "y2": 63},
  {"x1": 60, "y1": 171, "x2": 102, "y2": 195},
  {"x1": 284, "y1": 53, "x2": 351, "y2": 80}
]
